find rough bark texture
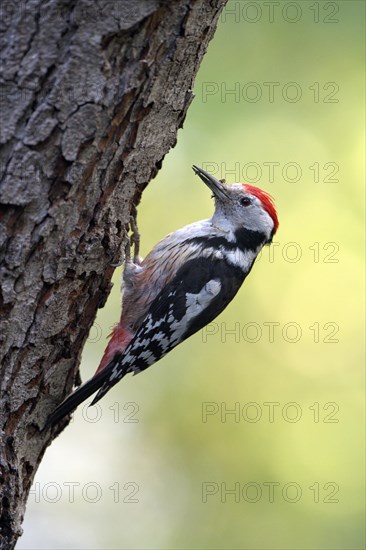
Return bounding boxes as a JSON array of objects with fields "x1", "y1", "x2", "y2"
[{"x1": 0, "y1": 0, "x2": 227, "y2": 547}]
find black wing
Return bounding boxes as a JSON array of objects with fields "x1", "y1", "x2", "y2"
[
  {"x1": 47, "y1": 256, "x2": 249, "y2": 426},
  {"x1": 91, "y1": 256, "x2": 247, "y2": 404}
]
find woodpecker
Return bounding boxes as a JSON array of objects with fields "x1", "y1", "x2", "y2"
[{"x1": 47, "y1": 166, "x2": 279, "y2": 426}]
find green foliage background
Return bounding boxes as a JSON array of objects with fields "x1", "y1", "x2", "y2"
[{"x1": 21, "y1": 2, "x2": 364, "y2": 549}]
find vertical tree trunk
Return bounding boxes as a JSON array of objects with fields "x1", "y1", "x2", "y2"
[{"x1": 0, "y1": 0, "x2": 227, "y2": 547}]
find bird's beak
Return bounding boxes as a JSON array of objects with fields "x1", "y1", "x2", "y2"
[{"x1": 192, "y1": 165, "x2": 231, "y2": 201}]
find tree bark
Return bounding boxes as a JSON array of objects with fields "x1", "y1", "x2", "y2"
[{"x1": 0, "y1": 0, "x2": 227, "y2": 547}]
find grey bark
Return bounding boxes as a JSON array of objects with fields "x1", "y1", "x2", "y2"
[{"x1": 0, "y1": 0, "x2": 227, "y2": 547}]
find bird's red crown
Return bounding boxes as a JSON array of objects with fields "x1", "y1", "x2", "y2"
[{"x1": 243, "y1": 184, "x2": 279, "y2": 234}]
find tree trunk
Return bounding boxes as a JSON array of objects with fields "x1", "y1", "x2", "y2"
[{"x1": 0, "y1": 0, "x2": 227, "y2": 547}]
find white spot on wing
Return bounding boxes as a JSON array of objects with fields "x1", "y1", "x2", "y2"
[
  {"x1": 152, "y1": 331, "x2": 171, "y2": 352},
  {"x1": 169, "y1": 279, "x2": 222, "y2": 345},
  {"x1": 139, "y1": 350, "x2": 155, "y2": 362},
  {"x1": 145, "y1": 314, "x2": 166, "y2": 332},
  {"x1": 114, "y1": 274, "x2": 225, "y2": 379},
  {"x1": 109, "y1": 363, "x2": 121, "y2": 381}
]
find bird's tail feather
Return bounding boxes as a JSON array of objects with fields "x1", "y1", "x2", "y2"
[{"x1": 45, "y1": 368, "x2": 111, "y2": 429}]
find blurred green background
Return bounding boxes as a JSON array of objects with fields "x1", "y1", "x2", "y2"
[{"x1": 20, "y1": 2, "x2": 364, "y2": 549}]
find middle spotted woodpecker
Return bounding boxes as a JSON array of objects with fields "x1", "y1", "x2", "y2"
[{"x1": 47, "y1": 166, "x2": 279, "y2": 426}]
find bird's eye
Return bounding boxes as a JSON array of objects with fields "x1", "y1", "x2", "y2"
[{"x1": 240, "y1": 197, "x2": 251, "y2": 207}]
